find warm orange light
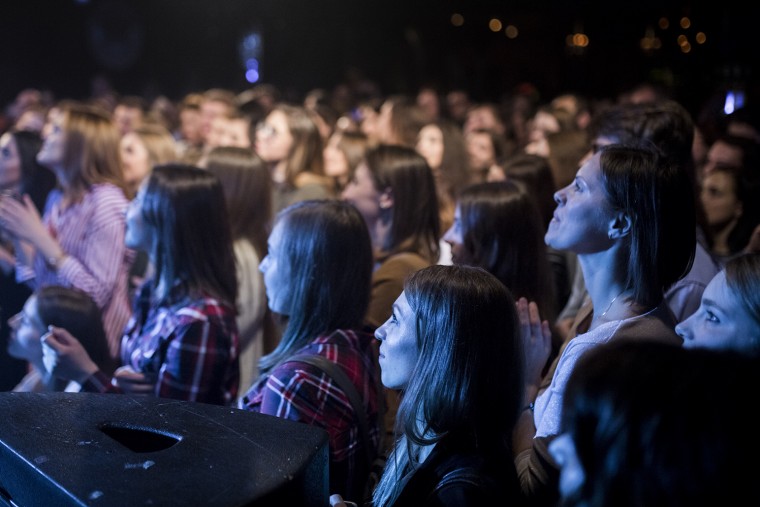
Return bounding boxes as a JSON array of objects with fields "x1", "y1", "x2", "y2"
[
  {"x1": 489, "y1": 18, "x2": 503, "y2": 32},
  {"x1": 659, "y1": 17, "x2": 669, "y2": 29},
  {"x1": 505, "y1": 25, "x2": 519, "y2": 38},
  {"x1": 695, "y1": 32, "x2": 706, "y2": 44},
  {"x1": 451, "y1": 13, "x2": 464, "y2": 27},
  {"x1": 680, "y1": 17, "x2": 691, "y2": 29},
  {"x1": 677, "y1": 34, "x2": 688, "y2": 45},
  {"x1": 680, "y1": 41, "x2": 692, "y2": 53}
]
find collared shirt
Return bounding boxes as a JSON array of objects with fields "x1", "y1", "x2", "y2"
[
  {"x1": 16, "y1": 183, "x2": 134, "y2": 358},
  {"x1": 238, "y1": 328, "x2": 380, "y2": 498},
  {"x1": 83, "y1": 283, "x2": 240, "y2": 406}
]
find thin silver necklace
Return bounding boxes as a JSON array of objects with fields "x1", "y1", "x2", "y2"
[{"x1": 600, "y1": 289, "x2": 626, "y2": 319}]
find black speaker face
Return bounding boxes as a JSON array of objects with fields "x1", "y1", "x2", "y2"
[{"x1": 0, "y1": 393, "x2": 329, "y2": 506}]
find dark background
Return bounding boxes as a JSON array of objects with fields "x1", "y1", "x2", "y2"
[{"x1": 1, "y1": 0, "x2": 755, "y2": 114}]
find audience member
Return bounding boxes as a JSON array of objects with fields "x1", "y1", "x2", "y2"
[
  {"x1": 332, "y1": 265, "x2": 525, "y2": 507},
  {"x1": 255, "y1": 103, "x2": 334, "y2": 213},
  {"x1": 550, "y1": 340, "x2": 760, "y2": 507},
  {"x1": 443, "y1": 180, "x2": 557, "y2": 337},
  {"x1": 0, "y1": 102, "x2": 133, "y2": 360},
  {"x1": 514, "y1": 144, "x2": 695, "y2": 505},
  {"x1": 415, "y1": 119, "x2": 471, "y2": 233},
  {"x1": 113, "y1": 95, "x2": 146, "y2": 136},
  {"x1": 7, "y1": 286, "x2": 112, "y2": 392},
  {"x1": 701, "y1": 163, "x2": 760, "y2": 264},
  {"x1": 676, "y1": 252, "x2": 760, "y2": 355},
  {"x1": 502, "y1": 153, "x2": 577, "y2": 313},
  {"x1": 42, "y1": 165, "x2": 240, "y2": 405},
  {"x1": 203, "y1": 146, "x2": 273, "y2": 399},
  {"x1": 0, "y1": 129, "x2": 61, "y2": 388},
  {"x1": 119, "y1": 122, "x2": 178, "y2": 198},
  {"x1": 341, "y1": 144, "x2": 440, "y2": 458},
  {"x1": 374, "y1": 95, "x2": 427, "y2": 147},
  {"x1": 466, "y1": 127, "x2": 509, "y2": 183},
  {"x1": 556, "y1": 100, "x2": 719, "y2": 340},
  {"x1": 239, "y1": 200, "x2": 379, "y2": 500},
  {"x1": 323, "y1": 130, "x2": 369, "y2": 193}
]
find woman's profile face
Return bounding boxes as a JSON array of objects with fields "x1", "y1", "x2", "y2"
[
  {"x1": 323, "y1": 133, "x2": 349, "y2": 179},
  {"x1": 466, "y1": 131, "x2": 495, "y2": 171},
  {"x1": 700, "y1": 171, "x2": 742, "y2": 228},
  {"x1": 258, "y1": 221, "x2": 292, "y2": 315},
  {"x1": 120, "y1": 132, "x2": 151, "y2": 189},
  {"x1": 36, "y1": 113, "x2": 66, "y2": 169},
  {"x1": 545, "y1": 152, "x2": 615, "y2": 254},
  {"x1": 676, "y1": 270, "x2": 760, "y2": 353},
  {"x1": 416, "y1": 124, "x2": 444, "y2": 170},
  {"x1": 442, "y1": 204, "x2": 465, "y2": 264},
  {"x1": 255, "y1": 110, "x2": 293, "y2": 163},
  {"x1": 7, "y1": 295, "x2": 46, "y2": 362},
  {"x1": 341, "y1": 162, "x2": 381, "y2": 227},
  {"x1": 374, "y1": 291, "x2": 419, "y2": 390}
]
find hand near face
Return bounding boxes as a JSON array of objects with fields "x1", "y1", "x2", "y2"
[
  {"x1": 517, "y1": 297, "x2": 552, "y2": 390},
  {"x1": 0, "y1": 194, "x2": 47, "y2": 245},
  {"x1": 41, "y1": 326, "x2": 100, "y2": 384}
]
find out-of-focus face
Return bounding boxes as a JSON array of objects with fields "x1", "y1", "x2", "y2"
[
  {"x1": 442, "y1": 204, "x2": 465, "y2": 264},
  {"x1": 200, "y1": 100, "x2": 230, "y2": 143},
  {"x1": 258, "y1": 221, "x2": 292, "y2": 315},
  {"x1": 466, "y1": 131, "x2": 495, "y2": 171},
  {"x1": 0, "y1": 133, "x2": 21, "y2": 194},
  {"x1": 205, "y1": 117, "x2": 228, "y2": 151},
  {"x1": 180, "y1": 108, "x2": 203, "y2": 146},
  {"x1": 374, "y1": 291, "x2": 419, "y2": 390},
  {"x1": 676, "y1": 270, "x2": 760, "y2": 353},
  {"x1": 221, "y1": 118, "x2": 251, "y2": 148},
  {"x1": 464, "y1": 106, "x2": 501, "y2": 135},
  {"x1": 545, "y1": 152, "x2": 615, "y2": 254},
  {"x1": 36, "y1": 113, "x2": 66, "y2": 169},
  {"x1": 528, "y1": 110, "x2": 560, "y2": 143},
  {"x1": 120, "y1": 132, "x2": 151, "y2": 189},
  {"x1": 124, "y1": 182, "x2": 153, "y2": 253},
  {"x1": 548, "y1": 433, "x2": 586, "y2": 500},
  {"x1": 323, "y1": 133, "x2": 349, "y2": 179},
  {"x1": 700, "y1": 171, "x2": 741, "y2": 228},
  {"x1": 255, "y1": 110, "x2": 293, "y2": 164},
  {"x1": 341, "y1": 162, "x2": 381, "y2": 228},
  {"x1": 416, "y1": 124, "x2": 444, "y2": 170},
  {"x1": 7, "y1": 295, "x2": 46, "y2": 362},
  {"x1": 702, "y1": 140, "x2": 743, "y2": 177},
  {"x1": 113, "y1": 105, "x2": 143, "y2": 137}
]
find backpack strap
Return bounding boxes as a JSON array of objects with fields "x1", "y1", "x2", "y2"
[{"x1": 286, "y1": 353, "x2": 375, "y2": 469}]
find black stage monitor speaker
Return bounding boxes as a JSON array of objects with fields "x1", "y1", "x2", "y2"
[{"x1": 0, "y1": 393, "x2": 328, "y2": 506}]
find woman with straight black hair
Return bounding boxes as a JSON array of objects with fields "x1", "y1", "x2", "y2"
[
  {"x1": 239, "y1": 199, "x2": 380, "y2": 501},
  {"x1": 42, "y1": 164, "x2": 240, "y2": 406}
]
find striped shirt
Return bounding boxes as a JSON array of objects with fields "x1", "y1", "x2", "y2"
[{"x1": 16, "y1": 183, "x2": 134, "y2": 357}]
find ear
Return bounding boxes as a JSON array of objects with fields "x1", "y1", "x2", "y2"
[
  {"x1": 608, "y1": 211, "x2": 632, "y2": 240},
  {"x1": 379, "y1": 187, "x2": 393, "y2": 210}
]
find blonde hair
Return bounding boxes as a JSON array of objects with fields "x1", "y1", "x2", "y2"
[{"x1": 60, "y1": 103, "x2": 126, "y2": 199}]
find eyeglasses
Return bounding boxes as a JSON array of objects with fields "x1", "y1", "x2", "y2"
[{"x1": 255, "y1": 122, "x2": 277, "y2": 139}]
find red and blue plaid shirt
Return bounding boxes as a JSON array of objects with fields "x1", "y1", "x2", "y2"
[
  {"x1": 82, "y1": 283, "x2": 239, "y2": 406},
  {"x1": 238, "y1": 328, "x2": 380, "y2": 498}
]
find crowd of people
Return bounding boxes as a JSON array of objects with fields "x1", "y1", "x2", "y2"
[{"x1": 1, "y1": 77, "x2": 759, "y2": 506}]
